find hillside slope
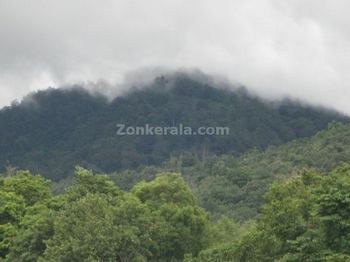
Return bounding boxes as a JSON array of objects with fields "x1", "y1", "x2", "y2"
[
  {"x1": 111, "y1": 122, "x2": 350, "y2": 220},
  {"x1": 0, "y1": 75, "x2": 347, "y2": 180}
]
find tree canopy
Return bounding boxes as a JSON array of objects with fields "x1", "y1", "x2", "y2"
[
  {"x1": 0, "y1": 75, "x2": 346, "y2": 181},
  {"x1": 0, "y1": 168, "x2": 211, "y2": 261}
]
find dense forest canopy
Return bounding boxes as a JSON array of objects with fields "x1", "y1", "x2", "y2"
[
  {"x1": 2, "y1": 161, "x2": 350, "y2": 261},
  {"x1": 105, "y1": 122, "x2": 350, "y2": 221},
  {"x1": 2, "y1": 0, "x2": 349, "y2": 260},
  {"x1": 0, "y1": 75, "x2": 348, "y2": 181},
  {"x1": 2, "y1": 75, "x2": 350, "y2": 261},
  {"x1": 0, "y1": 168, "x2": 211, "y2": 261},
  {"x1": 186, "y1": 163, "x2": 350, "y2": 261}
]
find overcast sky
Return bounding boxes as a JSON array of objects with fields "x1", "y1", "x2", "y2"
[{"x1": 0, "y1": 0, "x2": 350, "y2": 113}]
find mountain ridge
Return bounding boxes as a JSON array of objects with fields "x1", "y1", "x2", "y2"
[{"x1": 0, "y1": 74, "x2": 348, "y2": 180}]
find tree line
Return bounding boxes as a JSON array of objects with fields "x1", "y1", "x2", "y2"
[{"x1": 2, "y1": 163, "x2": 350, "y2": 261}]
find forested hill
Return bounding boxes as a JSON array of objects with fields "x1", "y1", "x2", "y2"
[
  {"x1": 108, "y1": 122, "x2": 350, "y2": 221},
  {"x1": 0, "y1": 75, "x2": 348, "y2": 180}
]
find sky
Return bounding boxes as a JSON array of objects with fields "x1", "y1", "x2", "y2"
[{"x1": 0, "y1": 0, "x2": 350, "y2": 113}]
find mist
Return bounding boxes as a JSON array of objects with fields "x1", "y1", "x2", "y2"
[{"x1": 1, "y1": 0, "x2": 350, "y2": 114}]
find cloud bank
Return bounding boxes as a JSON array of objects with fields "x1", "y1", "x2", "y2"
[{"x1": 0, "y1": 0, "x2": 350, "y2": 113}]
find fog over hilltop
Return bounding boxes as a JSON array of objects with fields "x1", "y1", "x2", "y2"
[{"x1": 1, "y1": 0, "x2": 350, "y2": 114}]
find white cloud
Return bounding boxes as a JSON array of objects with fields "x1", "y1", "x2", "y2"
[{"x1": 0, "y1": 0, "x2": 349, "y2": 113}]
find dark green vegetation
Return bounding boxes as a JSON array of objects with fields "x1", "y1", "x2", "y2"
[
  {"x1": 3, "y1": 161, "x2": 350, "y2": 261},
  {"x1": 2, "y1": 123, "x2": 350, "y2": 261},
  {"x1": 109, "y1": 122, "x2": 350, "y2": 221},
  {"x1": 187, "y1": 164, "x2": 350, "y2": 261},
  {"x1": 2, "y1": 76, "x2": 350, "y2": 261},
  {"x1": 0, "y1": 75, "x2": 347, "y2": 181}
]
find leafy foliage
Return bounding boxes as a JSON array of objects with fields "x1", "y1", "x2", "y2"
[
  {"x1": 110, "y1": 122, "x2": 350, "y2": 221},
  {"x1": 190, "y1": 164, "x2": 350, "y2": 261},
  {"x1": 0, "y1": 168, "x2": 211, "y2": 261},
  {"x1": 1, "y1": 77, "x2": 350, "y2": 260},
  {"x1": 2, "y1": 128, "x2": 350, "y2": 260},
  {"x1": 0, "y1": 75, "x2": 346, "y2": 181}
]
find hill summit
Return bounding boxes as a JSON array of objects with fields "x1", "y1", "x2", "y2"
[{"x1": 0, "y1": 74, "x2": 347, "y2": 180}]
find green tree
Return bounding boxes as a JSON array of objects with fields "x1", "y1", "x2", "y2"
[
  {"x1": 0, "y1": 191, "x2": 25, "y2": 257},
  {"x1": 0, "y1": 170, "x2": 53, "y2": 259},
  {"x1": 42, "y1": 193, "x2": 153, "y2": 262},
  {"x1": 64, "y1": 166, "x2": 122, "y2": 201},
  {"x1": 132, "y1": 173, "x2": 210, "y2": 260},
  {"x1": 5, "y1": 203, "x2": 54, "y2": 262},
  {"x1": 2, "y1": 170, "x2": 51, "y2": 206}
]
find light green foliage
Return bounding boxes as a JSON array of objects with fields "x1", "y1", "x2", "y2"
[
  {"x1": 185, "y1": 217, "x2": 254, "y2": 262},
  {"x1": 0, "y1": 191, "x2": 25, "y2": 257},
  {"x1": 132, "y1": 173, "x2": 196, "y2": 206},
  {"x1": 4, "y1": 129, "x2": 350, "y2": 261},
  {"x1": 107, "y1": 122, "x2": 350, "y2": 222},
  {"x1": 315, "y1": 164, "x2": 350, "y2": 254},
  {"x1": 234, "y1": 164, "x2": 350, "y2": 261},
  {"x1": 184, "y1": 243, "x2": 238, "y2": 262},
  {"x1": 2, "y1": 171, "x2": 51, "y2": 206},
  {"x1": 43, "y1": 167, "x2": 154, "y2": 261},
  {"x1": 0, "y1": 170, "x2": 53, "y2": 260},
  {"x1": 6, "y1": 203, "x2": 54, "y2": 262},
  {"x1": 187, "y1": 163, "x2": 350, "y2": 261},
  {"x1": 0, "y1": 169, "x2": 210, "y2": 261},
  {"x1": 42, "y1": 193, "x2": 152, "y2": 262},
  {"x1": 64, "y1": 166, "x2": 122, "y2": 201},
  {"x1": 0, "y1": 191, "x2": 25, "y2": 224},
  {"x1": 132, "y1": 173, "x2": 210, "y2": 261},
  {"x1": 208, "y1": 216, "x2": 253, "y2": 246}
]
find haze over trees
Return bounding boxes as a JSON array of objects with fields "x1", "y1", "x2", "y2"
[
  {"x1": 0, "y1": 75, "x2": 347, "y2": 181},
  {"x1": 2, "y1": 75, "x2": 350, "y2": 261}
]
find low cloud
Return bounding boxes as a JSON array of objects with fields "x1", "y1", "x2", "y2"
[{"x1": 0, "y1": 0, "x2": 350, "y2": 113}]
